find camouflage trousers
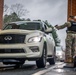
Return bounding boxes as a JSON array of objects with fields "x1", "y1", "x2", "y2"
[{"x1": 65, "y1": 33, "x2": 76, "y2": 63}]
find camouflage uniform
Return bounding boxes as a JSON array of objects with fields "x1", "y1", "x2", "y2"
[{"x1": 55, "y1": 22, "x2": 76, "y2": 63}]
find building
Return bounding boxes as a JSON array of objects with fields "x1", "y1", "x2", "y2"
[
  {"x1": 68, "y1": 0, "x2": 76, "y2": 18},
  {"x1": 0, "y1": 0, "x2": 4, "y2": 29}
]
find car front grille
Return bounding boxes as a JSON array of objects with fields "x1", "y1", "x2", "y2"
[
  {"x1": 0, "y1": 34, "x2": 25, "y2": 44},
  {"x1": 0, "y1": 49, "x2": 25, "y2": 53}
]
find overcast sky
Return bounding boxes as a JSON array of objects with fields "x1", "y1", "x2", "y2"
[{"x1": 4, "y1": 0, "x2": 68, "y2": 49}]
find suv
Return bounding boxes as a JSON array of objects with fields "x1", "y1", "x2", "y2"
[{"x1": 0, "y1": 21, "x2": 55, "y2": 68}]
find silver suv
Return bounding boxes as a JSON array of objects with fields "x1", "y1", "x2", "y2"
[{"x1": 0, "y1": 21, "x2": 55, "y2": 68}]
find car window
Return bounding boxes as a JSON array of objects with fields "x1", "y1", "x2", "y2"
[
  {"x1": 4, "y1": 22, "x2": 41, "y2": 30},
  {"x1": 44, "y1": 24, "x2": 47, "y2": 30}
]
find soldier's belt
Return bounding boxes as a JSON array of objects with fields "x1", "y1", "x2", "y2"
[{"x1": 67, "y1": 31, "x2": 76, "y2": 34}]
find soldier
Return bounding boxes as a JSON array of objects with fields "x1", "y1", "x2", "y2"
[{"x1": 55, "y1": 16, "x2": 76, "y2": 64}]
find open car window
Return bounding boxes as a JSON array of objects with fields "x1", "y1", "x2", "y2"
[{"x1": 3, "y1": 22, "x2": 41, "y2": 30}]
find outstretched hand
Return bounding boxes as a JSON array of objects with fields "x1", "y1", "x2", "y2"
[{"x1": 54, "y1": 25, "x2": 59, "y2": 30}]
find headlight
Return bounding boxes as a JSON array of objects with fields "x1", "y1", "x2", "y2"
[{"x1": 28, "y1": 36, "x2": 42, "y2": 43}]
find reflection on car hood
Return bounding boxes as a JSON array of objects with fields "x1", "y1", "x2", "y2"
[{"x1": 0, "y1": 29, "x2": 42, "y2": 35}]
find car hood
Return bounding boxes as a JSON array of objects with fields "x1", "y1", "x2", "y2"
[{"x1": 0, "y1": 29, "x2": 42, "y2": 35}]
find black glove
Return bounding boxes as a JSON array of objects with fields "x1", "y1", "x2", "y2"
[{"x1": 55, "y1": 25, "x2": 58, "y2": 27}]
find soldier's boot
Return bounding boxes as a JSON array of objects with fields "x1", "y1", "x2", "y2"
[{"x1": 64, "y1": 57, "x2": 74, "y2": 68}]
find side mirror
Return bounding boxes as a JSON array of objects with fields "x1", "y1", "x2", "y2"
[
  {"x1": 45, "y1": 28, "x2": 52, "y2": 33},
  {"x1": 61, "y1": 46, "x2": 65, "y2": 52}
]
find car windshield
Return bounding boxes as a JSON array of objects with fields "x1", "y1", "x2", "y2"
[{"x1": 3, "y1": 22, "x2": 41, "y2": 30}]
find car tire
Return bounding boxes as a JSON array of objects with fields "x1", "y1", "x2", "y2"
[
  {"x1": 48, "y1": 47, "x2": 56, "y2": 65},
  {"x1": 48, "y1": 57, "x2": 55, "y2": 65},
  {"x1": 36, "y1": 46, "x2": 47, "y2": 68},
  {"x1": 74, "y1": 62, "x2": 76, "y2": 68},
  {"x1": 74, "y1": 57, "x2": 76, "y2": 68}
]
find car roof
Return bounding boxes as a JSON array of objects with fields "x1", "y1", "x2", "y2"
[{"x1": 8, "y1": 21, "x2": 43, "y2": 25}]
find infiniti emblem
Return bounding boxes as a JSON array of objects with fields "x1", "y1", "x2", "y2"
[{"x1": 4, "y1": 36, "x2": 12, "y2": 40}]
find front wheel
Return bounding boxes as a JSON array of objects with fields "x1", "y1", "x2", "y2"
[
  {"x1": 74, "y1": 56, "x2": 76, "y2": 68},
  {"x1": 36, "y1": 46, "x2": 47, "y2": 68},
  {"x1": 48, "y1": 47, "x2": 56, "y2": 65},
  {"x1": 48, "y1": 57, "x2": 55, "y2": 65}
]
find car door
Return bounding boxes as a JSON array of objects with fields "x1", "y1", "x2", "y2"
[{"x1": 44, "y1": 24, "x2": 54, "y2": 55}]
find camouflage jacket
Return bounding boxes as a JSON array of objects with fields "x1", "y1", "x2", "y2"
[
  {"x1": 55, "y1": 22, "x2": 76, "y2": 33},
  {"x1": 56, "y1": 22, "x2": 71, "y2": 30}
]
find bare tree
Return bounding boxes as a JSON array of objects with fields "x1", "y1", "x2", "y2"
[
  {"x1": 10, "y1": 3, "x2": 29, "y2": 18},
  {"x1": 4, "y1": 4, "x2": 9, "y2": 12}
]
